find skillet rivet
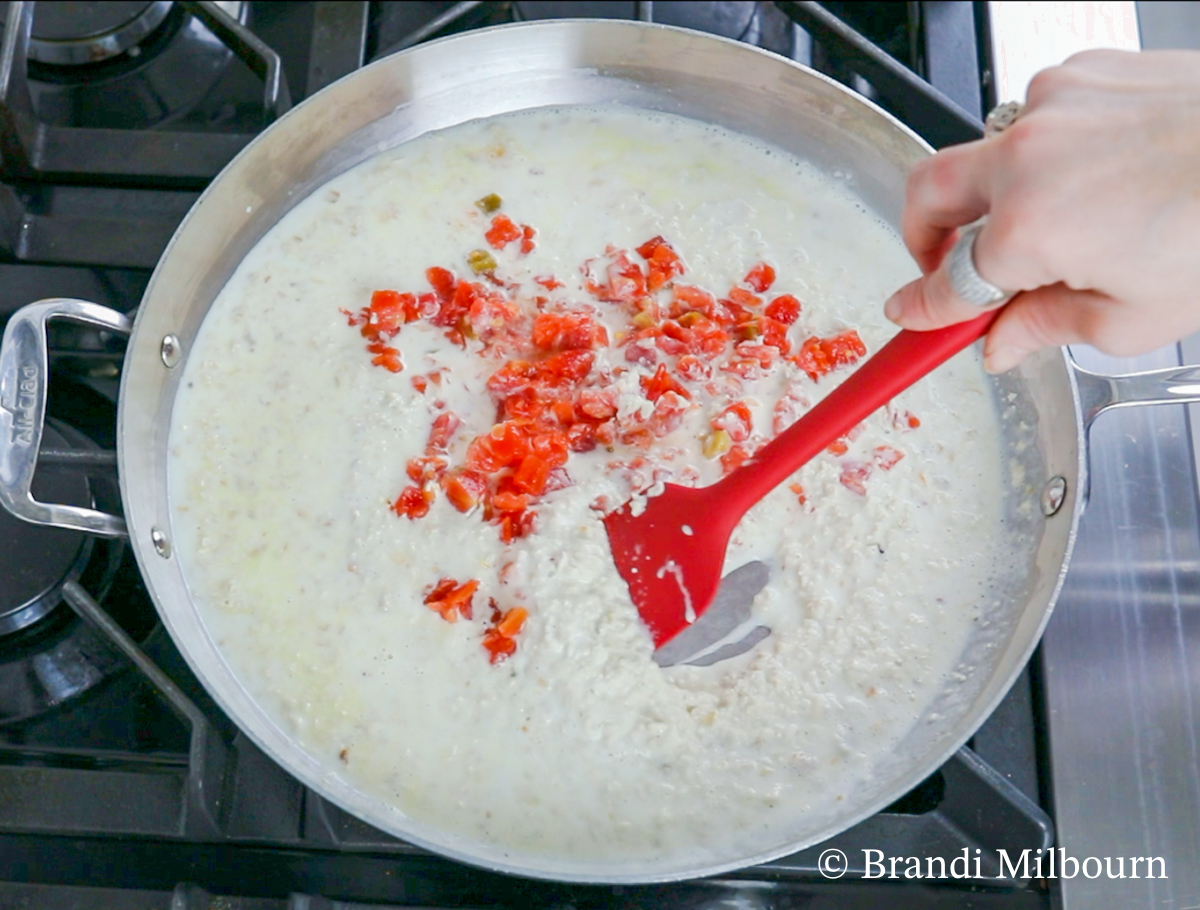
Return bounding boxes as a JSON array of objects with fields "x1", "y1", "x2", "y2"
[
  {"x1": 161, "y1": 335, "x2": 182, "y2": 368},
  {"x1": 1041, "y1": 476, "x2": 1067, "y2": 517},
  {"x1": 151, "y1": 527, "x2": 172, "y2": 559}
]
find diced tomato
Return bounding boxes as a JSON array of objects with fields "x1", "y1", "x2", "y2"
[
  {"x1": 578, "y1": 387, "x2": 618, "y2": 419},
  {"x1": 442, "y1": 469, "x2": 488, "y2": 512},
  {"x1": 720, "y1": 444, "x2": 751, "y2": 475},
  {"x1": 637, "y1": 236, "x2": 685, "y2": 292},
  {"x1": 487, "y1": 360, "x2": 537, "y2": 395},
  {"x1": 497, "y1": 508, "x2": 535, "y2": 543},
  {"x1": 793, "y1": 336, "x2": 831, "y2": 381},
  {"x1": 467, "y1": 290, "x2": 521, "y2": 335},
  {"x1": 789, "y1": 481, "x2": 807, "y2": 505},
  {"x1": 502, "y1": 387, "x2": 545, "y2": 421},
  {"x1": 513, "y1": 454, "x2": 552, "y2": 495},
  {"x1": 640, "y1": 363, "x2": 691, "y2": 402},
  {"x1": 424, "y1": 578, "x2": 478, "y2": 623},
  {"x1": 427, "y1": 412, "x2": 461, "y2": 452},
  {"x1": 826, "y1": 438, "x2": 849, "y2": 456},
  {"x1": 486, "y1": 214, "x2": 523, "y2": 250},
  {"x1": 721, "y1": 357, "x2": 762, "y2": 381},
  {"x1": 727, "y1": 286, "x2": 761, "y2": 309},
  {"x1": 532, "y1": 311, "x2": 606, "y2": 351},
  {"x1": 492, "y1": 491, "x2": 529, "y2": 512},
  {"x1": 520, "y1": 225, "x2": 536, "y2": 255},
  {"x1": 743, "y1": 262, "x2": 776, "y2": 293},
  {"x1": 672, "y1": 284, "x2": 717, "y2": 318},
  {"x1": 466, "y1": 421, "x2": 531, "y2": 472},
  {"x1": 482, "y1": 628, "x2": 518, "y2": 663},
  {"x1": 497, "y1": 606, "x2": 528, "y2": 638},
  {"x1": 826, "y1": 330, "x2": 866, "y2": 368},
  {"x1": 551, "y1": 399, "x2": 575, "y2": 424},
  {"x1": 366, "y1": 289, "x2": 414, "y2": 340},
  {"x1": 605, "y1": 252, "x2": 647, "y2": 302},
  {"x1": 624, "y1": 341, "x2": 657, "y2": 367},
  {"x1": 391, "y1": 485, "x2": 433, "y2": 519},
  {"x1": 765, "y1": 294, "x2": 801, "y2": 325},
  {"x1": 426, "y1": 266, "x2": 456, "y2": 302},
  {"x1": 873, "y1": 445, "x2": 904, "y2": 470},
  {"x1": 411, "y1": 375, "x2": 428, "y2": 393},
  {"x1": 839, "y1": 461, "x2": 872, "y2": 496},
  {"x1": 648, "y1": 390, "x2": 689, "y2": 437},
  {"x1": 676, "y1": 354, "x2": 710, "y2": 382},
  {"x1": 752, "y1": 317, "x2": 786, "y2": 356},
  {"x1": 406, "y1": 454, "x2": 447, "y2": 484},
  {"x1": 536, "y1": 350, "x2": 594, "y2": 387},
  {"x1": 369, "y1": 346, "x2": 403, "y2": 373},
  {"x1": 892, "y1": 409, "x2": 921, "y2": 430},
  {"x1": 535, "y1": 275, "x2": 563, "y2": 290},
  {"x1": 531, "y1": 431, "x2": 570, "y2": 468},
  {"x1": 711, "y1": 401, "x2": 753, "y2": 443},
  {"x1": 566, "y1": 422, "x2": 598, "y2": 452}
]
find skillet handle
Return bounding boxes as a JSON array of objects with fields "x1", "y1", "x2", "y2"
[
  {"x1": 1071, "y1": 356, "x2": 1200, "y2": 431},
  {"x1": 0, "y1": 299, "x2": 132, "y2": 538}
]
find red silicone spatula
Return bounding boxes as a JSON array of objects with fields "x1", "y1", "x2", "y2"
[{"x1": 603, "y1": 310, "x2": 1000, "y2": 655}]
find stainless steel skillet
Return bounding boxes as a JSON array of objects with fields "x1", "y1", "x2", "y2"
[{"x1": 3, "y1": 17, "x2": 1200, "y2": 884}]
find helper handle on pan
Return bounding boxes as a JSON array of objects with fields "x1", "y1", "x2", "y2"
[
  {"x1": 1072, "y1": 357, "x2": 1200, "y2": 431},
  {"x1": 0, "y1": 299, "x2": 132, "y2": 538}
]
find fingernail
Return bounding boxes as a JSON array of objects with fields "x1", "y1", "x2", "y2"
[
  {"x1": 983, "y1": 346, "x2": 1025, "y2": 375},
  {"x1": 884, "y1": 294, "x2": 903, "y2": 323}
]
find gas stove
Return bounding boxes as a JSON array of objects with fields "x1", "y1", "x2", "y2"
[{"x1": 0, "y1": 3, "x2": 1190, "y2": 908}]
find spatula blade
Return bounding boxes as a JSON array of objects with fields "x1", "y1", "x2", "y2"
[{"x1": 653, "y1": 561, "x2": 770, "y2": 667}]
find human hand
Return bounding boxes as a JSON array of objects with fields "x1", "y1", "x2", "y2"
[{"x1": 884, "y1": 49, "x2": 1200, "y2": 373}]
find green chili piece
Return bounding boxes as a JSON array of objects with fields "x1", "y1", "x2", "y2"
[
  {"x1": 467, "y1": 249, "x2": 497, "y2": 274},
  {"x1": 475, "y1": 193, "x2": 502, "y2": 214}
]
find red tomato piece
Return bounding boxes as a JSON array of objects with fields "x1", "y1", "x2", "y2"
[
  {"x1": 711, "y1": 401, "x2": 753, "y2": 443},
  {"x1": 727, "y1": 286, "x2": 761, "y2": 309},
  {"x1": 637, "y1": 236, "x2": 685, "y2": 292},
  {"x1": 536, "y1": 350, "x2": 595, "y2": 387},
  {"x1": 743, "y1": 262, "x2": 776, "y2": 293},
  {"x1": 676, "y1": 354, "x2": 711, "y2": 382},
  {"x1": 424, "y1": 578, "x2": 478, "y2": 622},
  {"x1": 492, "y1": 491, "x2": 529, "y2": 513},
  {"x1": 720, "y1": 445, "x2": 751, "y2": 476},
  {"x1": 535, "y1": 275, "x2": 563, "y2": 290},
  {"x1": 648, "y1": 390, "x2": 689, "y2": 437},
  {"x1": 640, "y1": 363, "x2": 691, "y2": 402},
  {"x1": 532, "y1": 311, "x2": 605, "y2": 351},
  {"x1": 826, "y1": 330, "x2": 867, "y2": 368},
  {"x1": 411, "y1": 375, "x2": 428, "y2": 393},
  {"x1": 605, "y1": 252, "x2": 648, "y2": 302},
  {"x1": 566, "y1": 422, "x2": 597, "y2": 452},
  {"x1": 487, "y1": 360, "x2": 538, "y2": 395},
  {"x1": 467, "y1": 291, "x2": 521, "y2": 335},
  {"x1": 426, "y1": 266, "x2": 456, "y2": 302},
  {"x1": 839, "y1": 461, "x2": 872, "y2": 496},
  {"x1": 406, "y1": 454, "x2": 447, "y2": 484},
  {"x1": 826, "y1": 438, "x2": 849, "y2": 456},
  {"x1": 520, "y1": 225, "x2": 536, "y2": 255},
  {"x1": 578, "y1": 388, "x2": 618, "y2": 420},
  {"x1": 442, "y1": 469, "x2": 488, "y2": 512},
  {"x1": 788, "y1": 481, "x2": 807, "y2": 505},
  {"x1": 624, "y1": 341, "x2": 657, "y2": 367},
  {"x1": 873, "y1": 445, "x2": 904, "y2": 470},
  {"x1": 793, "y1": 336, "x2": 833, "y2": 381},
  {"x1": 531, "y1": 431, "x2": 570, "y2": 469},
  {"x1": 551, "y1": 399, "x2": 575, "y2": 424},
  {"x1": 765, "y1": 294, "x2": 801, "y2": 325},
  {"x1": 496, "y1": 606, "x2": 528, "y2": 638},
  {"x1": 502, "y1": 387, "x2": 545, "y2": 421},
  {"x1": 427, "y1": 412, "x2": 461, "y2": 452},
  {"x1": 486, "y1": 214, "x2": 523, "y2": 250},
  {"x1": 483, "y1": 628, "x2": 518, "y2": 663},
  {"x1": 391, "y1": 485, "x2": 432, "y2": 519},
  {"x1": 513, "y1": 454, "x2": 552, "y2": 495},
  {"x1": 370, "y1": 347, "x2": 403, "y2": 373}
]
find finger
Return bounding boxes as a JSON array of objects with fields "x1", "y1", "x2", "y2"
[
  {"x1": 902, "y1": 140, "x2": 995, "y2": 273},
  {"x1": 884, "y1": 253, "x2": 998, "y2": 330},
  {"x1": 981, "y1": 284, "x2": 1114, "y2": 373}
]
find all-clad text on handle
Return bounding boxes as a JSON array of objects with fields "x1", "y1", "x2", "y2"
[{"x1": 0, "y1": 299, "x2": 132, "y2": 537}]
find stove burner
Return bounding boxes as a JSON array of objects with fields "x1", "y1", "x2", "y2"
[
  {"x1": 0, "y1": 424, "x2": 93, "y2": 635},
  {"x1": 0, "y1": 417, "x2": 130, "y2": 724},
  {"x1": 3, "y1": 1, "x2": 173, "y2": 66}
]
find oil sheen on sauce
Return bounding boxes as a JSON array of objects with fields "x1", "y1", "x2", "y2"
[{"x1": 168, "y1": 106, "x2": 1005, "y2": 874}]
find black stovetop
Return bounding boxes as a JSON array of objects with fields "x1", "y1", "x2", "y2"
[{"x1": 0, "y1": 3, "x2": 1055, "y2": 907}]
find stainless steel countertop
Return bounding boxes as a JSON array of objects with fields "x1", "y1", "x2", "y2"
[{"x1": 988, "y1": 4, "x2": 1200, "y2": 907}]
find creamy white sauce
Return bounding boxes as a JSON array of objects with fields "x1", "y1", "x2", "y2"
[{"x1": 168, "y1": 106, "x2": 1006, "y2": 872}]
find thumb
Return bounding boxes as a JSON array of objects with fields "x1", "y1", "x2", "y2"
[{"x1": 884, "y1": 257, "x2": 1002, "y2": 331}]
